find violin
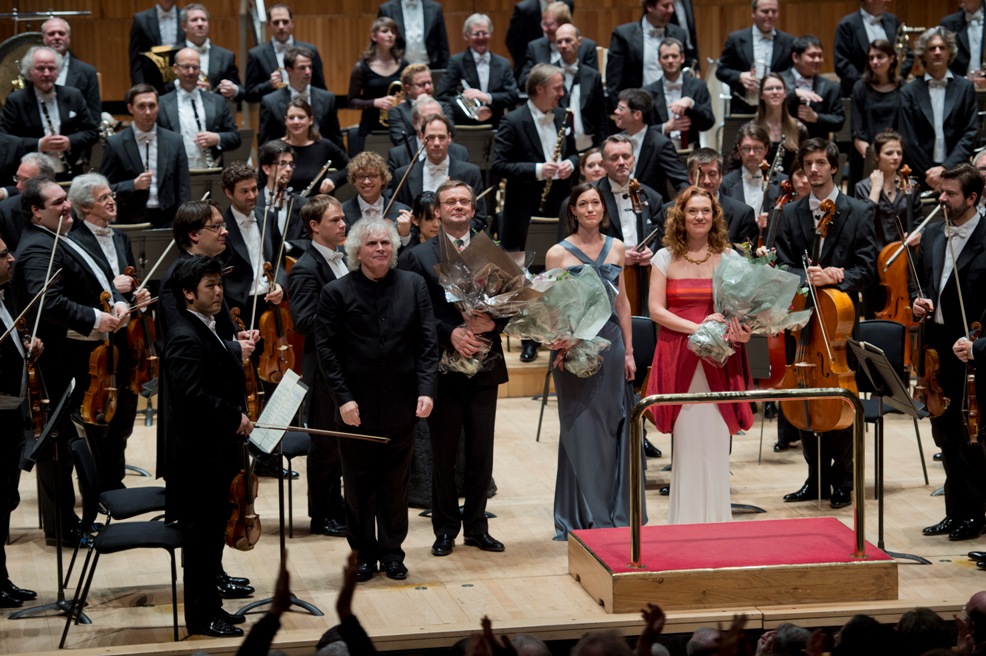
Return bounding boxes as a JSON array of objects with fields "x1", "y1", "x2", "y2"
[
  {"x1": 226, "y1": 307, "x2": 262, "y2": 551},
  {"x1": 964, "y1": 322, "x2": 981, "y2": 444},
  {"x1": 18, "y1": 318, "x2": 49, "y2": 437},
  {"x1": 230, "y1": 307, "x2": 263, "y2": 422},
  {"x1": 81, "y1": 291, "x2": 120, "y2": 425},
  {"x1": 622, "y1": 178, "x2": 649, "y2": 316},
  {"x1": 123, "y1": 266, "x2": 159, "y2": 395},
  {"x1": 778, "y1": 200, "x2": 859, "y2": 432},
  {"x1": 258, "y1": 262, "x2": 296, "y2": 384}
]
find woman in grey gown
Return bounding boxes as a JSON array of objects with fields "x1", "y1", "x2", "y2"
[{"x1": 545, "y1": 183, "x2": 643, "y2": 540}]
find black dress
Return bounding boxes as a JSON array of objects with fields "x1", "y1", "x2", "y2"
[
  {"x1": 347, "y1": 58, "x2": 408, "y2": 136},
  {"x1": 290, "y1": 140, "x2": 349, "y2": 196},
  {"x1": 850, "y1": 80, "x2": 902, "y2": 188}
]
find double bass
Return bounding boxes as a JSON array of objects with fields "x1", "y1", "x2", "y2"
[{"x1": 226, "y1": 307, "x2": 261, "y2": 550}]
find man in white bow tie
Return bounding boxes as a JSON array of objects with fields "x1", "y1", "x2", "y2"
[
  {"x1": 179, "y1": 3, "x2": 244, "y2": 100},
  {"x1": 641, "y1": 37, "x2": 714, "y2": 150},
  {"x1": 128, "y1": 0, "x2": 185, "y2": 88},
  {"x1": 41, "y1": 18, "x2": 101, "y2": 121},
  {"x1": 834, "y1": 0, "x2": 908, "y2": 97},
  {"x1": 941, "y1": 0, "x2": 986, "y2": 82},
  {"x1": 244, "y1": 3, "x2": 326, "y2": 102}
]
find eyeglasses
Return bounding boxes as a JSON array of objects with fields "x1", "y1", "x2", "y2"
[
  {"x1": 275, "y1": 161, "x2": 297, "y2": 169},
  {"x1": 356, "y1": 173, "x2": 381, "y2": 181},
  {"x1": 442, "y1": 198, "x2": 473, "y2": 208},
  {"x1": 469, "y1": 31, "x2": 490, "y2": 38},
  {"x1": 201, "y1": 222, "x2": 227, "y2": 233},
  {"x1": 740, "y1": 146, "x2": 766, "y2": 154},
  {"x1": 176, "y1": 64, "x2": 201, "y2": 72},
  {"x1": 0, "y1": 249, "x2": 11, "y2": 259},
  {"x1": 95, "y1": 192, "x2": 116, "y2": 203}
]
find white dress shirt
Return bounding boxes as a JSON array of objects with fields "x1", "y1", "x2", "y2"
[
  {"x1": 969, "y1": 9, "x2": 985, "y2": 75},
  {"x1": 663, "y1": 76, "x2": 685, "y2": 148},
  {"x1": 925, "y1": 71, "x2": 954, "y2": 164},
  {"x1": 471, "y1": 49, "x2": 491, "y2": 94},
  {"x1": 937, "y1": 211, "x2": 981, "y2": 324},
  {"x1": 157, "y1": 4, "x2": 179, "y2": 45},
  {"x1": 608, "y1": 177, "x2": 638, "y2": 247},
  {"x1": 402, "y1": 0, "x2": 428, "y2": 65},
  {"x1": 186, "y1": 38, "x2": 212, "y2": 77},
  {"x1": 272, "y1": 36, "x2": 295, "y2": 83},
  {"x1": 36, "y1": 89, "x2": 65, "y2": 173},
  {"x1": 741, "y1": 167, "x2": 765, "y2": 213},
  {"x1": 357, "y1": 195, "x2": 385, "y2": 219},
  {"x1": 808, "y1": 186, "x2": 841, "y2": 257},
  {"x1": 176, "y1": 85, "x2": 209, "y2": 169},
  {"x1": 860, "y1": 9, "x2": 889, "y2": 46},
  {"x1": 55, "y1": 53, "x2": 71, "y2": 86},
  {"x1": 423, "y1": 155, "x2": 450, "y2": 193},
  {"x1": 131, "y1": 125, "x2": 160, "y2": 208},
  {"x1": 231, "y1": 205, "x2": 269, "y2": 296},
  {"x1": 82, "y1": 220, "x2": 121, "y2": 277},
  {"x1": 264, "y1": 186, "x2": 290, "y2": 239},
  {"x1": 311, "y1": 241, "x2": 349, "y2": 279},
  {"x1": 528, "y1": 101, "x2": 560, "y2": 180},
  {"x1": 641, "y1": 16, "x2": 666, "y2": 86},
  {"x1": 625, "y1": 127, "x2": 646, "y2": 178}
]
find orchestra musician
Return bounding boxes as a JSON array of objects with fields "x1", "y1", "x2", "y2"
[
  {"x1": 245, "y1": 3, "x2": 326, "y2": 103},
  {"x1": 720, "y1": 122, "x2": 788, "y2": 227},
  {"x1": 0, "y1": 154, "x2": 56, "y2": 251},
  {"x1": 516, "y1": 2, "x2": 598, "y2": 90},
  {"x1": 941, "y1": 0, "x2": 986, "y2": 84},
  {"x1": 0, "y1": 134, "x2": 25, "y2": 203},
  {"x1": 554, "y1": 23, "x2": 607, "y2": 152},
  {"x1": 129, "y1": 1, "x2": 185, "y2": 89},
  {"x1": 347, "y1": 17, "x2": 408, "y2": 154},
  {"x1": 778, "y1": 35, "x2": 845, "y2": 142},
  {"x1": 506, "y1": 0, "x2": 574, "y2": 80},
  {"x1": 642, "y1": 38, "x2": 715, "y2": 151},
  {"x1": 179, "y1": 4, "x2": 245, "y2": 101},
  {"x1": 387, "y1": 96, "x2": 469, "y2": 171},
  {"x1": 377, "y1": 0, "x2": 450, "y2": 70},
  {"x1": 613, "y1": 89, "x2": 690, "y2": 200},
  {"x1": 912, "y1": 163, "x2": 986, "y2": 542},
  {"x1": 834, "y1": 0, "x2": 907, "y2": 98},
  {"x1": 386, "y1": 64, "x2": 456, "y2": 147},
  {"x1": 41, "y1": 18, "x2": 101, "y2": 122},
  {"x1": 254, "y1": 140, "x2": 310, "y2": 258},
  {"x1": 340, "y1": 152, "x2": 412, "y2": 233}
]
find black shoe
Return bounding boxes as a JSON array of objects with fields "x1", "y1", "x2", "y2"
[
  {"x1": 355, "y1": 561, "x2": 376, "y2": 582},
  {"x1": 44, "y1": 527, "x2": 87, "y2": 548},
  {"x1": 188, "y1": 617, "x2": 244, "y2": 637},
  {"x1": 783, "y1": 482, "x2": 829, "y2": 503},
  {"x1": 643, "y1": 439, "x2": 662, "y2": 458},
  {"x1": 216, "y1": 579, "x2": 254, "y2": 599},
  {"x1": 464, "y1": 533, "x2": 505, "y2": 552},
  {"x1": 432, "y1": 534, "x2": 454, "y2": 556},
  {"x1": 383, "y1": 561, "x2": 408, "y2": 580},
  {"x1": 763, "y1": 402, "x2": 778, "y2": 419},
  {"x1": 933, "y1": 452, "x2": 942, "y2": 462},
  {"x1": 0, "y1": 580, "x2": 37, "y2": 602},
  {"x1": 218, "y1": 570, "x2": 250, "y2": 586},
  {"x1": 310, "y1": 518, "x2": 347, "y2": 537},
  {"x1": 0, "y1": 590, "x2": 22, "y2": 608},
  {"x1": 978, "y1": 561, "x2": 986, "y2": 571},
  {"x1": 218, "y1": 608, "x2": 246, "y2": 625},
  {"x1": 968, "y1": 551, "x2": 986, "y2": 560},
  {"x1": 253, "y1": 461, "x2": 299, "y2": 479},
  {"x1": 773, "y1": 442, "x2": 789, "y2": 452},
  {"x1": 659, "y1": 485, "x2": 669, "y2": 496},
  {"x1": 520, "y1": 342, "x2": 539, "y2": 362},
  {"x1": 830, "y1": 488, "x2": 852, "y2": 509},
  {"x1": 950, "y1": 519, "x2": 986, "y2": 541},
  {"x1": 922, "y1": 516, "x2": 956, "y2": 536}
]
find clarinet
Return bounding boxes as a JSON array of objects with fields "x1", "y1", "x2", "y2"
[
  {"x1": 39, "y1": 98, "x2": 73, "y2": 175},
  {"x1": 189, "y1": 97, "x2": 216, "y2": 169},
  {"x1": 539, "y1": 109, "x2": 573, "y2": 213}
]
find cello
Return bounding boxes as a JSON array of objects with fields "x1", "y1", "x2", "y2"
[
  {"x1": 123, "y1": 266, "x2": 159, "y2": 395},
  {"x1": 81, "y1": 291, "x2": 119, "y2": 425},
  {"x1": 226, "y1": 307, "x2": 262, "y2": 550},
  {"x1": 777, "y1": 200, "x2": 859, "y2": 432}
]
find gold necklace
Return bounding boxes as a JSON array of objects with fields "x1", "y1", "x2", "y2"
[{"x1": 682, "y1": 249, "x2": 713, "y2": 265}]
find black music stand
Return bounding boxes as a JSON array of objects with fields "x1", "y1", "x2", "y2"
[
  {"x1": 11, "y1": 381, "x2": 93, "y2": 622},
  {"x1": 848, "y1": 339, "x2": 931, "y2": 565}
]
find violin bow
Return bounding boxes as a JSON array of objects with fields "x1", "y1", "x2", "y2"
[
  {"x1": 382, "y1": 141, "x2": 428, "y2": 219},
  {"x1": 28, "y1": 215, "x2": 67, "y2": 359},
  {"x1": 0, "y1": 268, "x2": 62, "y2": 347},
  {"x1": 251, "y1": 167, "x2": 283, "y2": 330},
  {"x1": 253, "y1": 424, "x2": 389, "y2": 444},
  {"x1": 943, "y1": 205, "x2": 972, "y2": 339},
  {"x1": 273, "y1": 190, "x2": 296, "y2": 278}
]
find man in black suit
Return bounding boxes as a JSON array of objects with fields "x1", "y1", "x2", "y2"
[
  {"x1": 378, "y1": 0, "x2": 450, "y2": 70},
  {"x1": 164, "y1": 255, "x2": 250, "y2": 637},
  {"x1": 517, "y1": 2, "x2": 598, "y2": 89},
  {"x1": 669, "y1": 0, "x2": 699, "y2": 70},
  {"x1": 255, "y1": 140, "x2": 308, "y2": 257},
  {"x1": 258, "y1": 46, "x2": 343, "y2": 150},
  {"x1": 605, "y1": 0, "x2": 691, "y2": 110},
  {"x1": 0, "y1": 46, "x2": 98, "y2": 181},
  {"x1": 941, "y1": 0, "x2": 986, "y2": 80},
  {"x1": 387, "y1": 64, "x2": 455, "y2": 147},
  {"x1": 492, "y1": 63, "x2": 578, "y2": 253},
  {"x1": 506, "y1": 0, "x2": 574, "y2": 78},
  {"x1": 287, "y1": 196, "x2": 349, "y2": 539},
  {"x1": 158, "y1": 48, "x2": 241, "y2": 169},
  {"x1": 913, "y1": 163, "x2": 986, "y2": 542},
  {"x1": 387, "y1": 97, "x2": 468, "y2": 170},
  {"x1": 41, "y1": 18, "x2": 101, "y2": 121},
  {"x1": 317, "y1": 217, "x2": 438, "y2": 581},
  {"x1": 436, "y1": 14, "x2": 519, "y2": 128},
  {"x1": 835, "y1": 0, "x2": 905, "y2": 97},
  {"x1": 179, "y1": 4, "x2": 244, "y2": 101},
  {"x1": 0, "y1": 135, "x2": 26, "y2": 204},
  {"x1": 399, "y1": 179, "x2": 507, "y2": 558},
  {"x1": 67, "y1": 173, "x2": 152, "y2": 492},
  {"x1": 100, "y1": 84, "x2": 190, "y2": 227},
  {"x1": 0, "y1": 154, "x2": 56, "y2": 251},
  {"x1": 899, "y1": 26, "x2": 980, "y2": 191},
  {"x1": 245, "y1": 3, "x2": 326, "y2": 103},
  {"x1": 341, "y1": 152, "x2": 412, "y2": 235},
  {"x1": 14, "y1": 178, "x2": 129, "y2": 545},
  {"x1": 716, "y1": 0, "x2": 795, "y2": 114},
  {"x1": 719, "y1": 121, "x2": 787, "y2": 230},
  {"x1": 614, "y1": 88, "x2": 690, "y2": 200},
  {"x1": 642, "y1": 38, "x2": 715, "y2": 150},
  {"x1": 129, "y1": 0, "x2": 185, "y2": 89},
  {"x1": 392, "y1": 114, "x2": 486, "y2": 229},
  {"x1": 555, "y1": 24, "x2": 607, "y2": 151},
  {"x1": 773, "y1": 138, "x2": 876, "y2": 510},
  {"x1": 778, "y1": 35, "x2": 845, "y2": 141}
]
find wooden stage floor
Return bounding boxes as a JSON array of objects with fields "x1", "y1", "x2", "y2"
[{"x1": 3, "y1": 364, "x2": 984, "y2": 654}]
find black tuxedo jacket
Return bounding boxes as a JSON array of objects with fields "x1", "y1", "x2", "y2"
[
  {"x1": 255, "y1": 189, "x2": 309, "y2": 257},
  {"x1": 942, "y1": 10, "x2": 986, "y2": 78},
  {"x1": 435, "y1": 50, "x2": 519, "y2": 127},
  {"x1": 129, "y1": 6, "x2": 186, "y2": 86},
  {"x1": 605, "y1": 20, "x2": 689, "y2": 107},
  {"x1": 378, "y1": 0, "x2": 450, "y2": 70},
  {"x1": 779, "y1": 70, "x2": 845, "y2": 140},
  {"x1": 0, "y1": 286, "x2": 26, "y2": 398},
  {"x1": 899, "y1": 75, "x2": 979, "y2": 182},
  {"x1": 631, "y1": 127, "x2": 690, "y2": 198},
  {"x1": 157, "y1": 88, "x2": 241, "y2": 161},
  {"x1": 720, "y1": 167, "x2": 788, "y2": 215},
  {"x1": 565, "y1": 65, "x2": 608, "y2": 148},
  {"x1": 834, "y1": 10, "x2": 904, "y2": 97},
  {"x1": 0, "y1": 133, "x2": 25, "y2": 202},
  {"x1": 155, "y1": 250, "x2": 239, "y2": 355},
  {"x1": 642, "y1": 74, "x2": 715, "y2": 145},
  {"x1": 517, "y1": 37, "x2": 599, "y2": 89},
  {"x1": 0, "y1": 195, "x2": 25, "y2": 252},
  {"x1": 245, "y1": 40, "x2": 326, "y2": 103},
  {"x1": 505, "y1": 0, "x2": 574, "y2": 78},
  {"x1": 399, "y1": 236, "x2": 508, "y2": 387},
  {"x1": 63, "y1": 54, "x2": 101, "y2": 121},
  {"x1": 387, "y1": 98, "x2": 456, "y2": 147},
  {"x1": 387, "y1": 141, "x2": 468, "y2": 171},
  {"x1": 100, "y1": 126, "x2": 190, "y2": 225},
  {"x1": 0, "y1": 84, "x2": 97, "y2": 171},
  {"x1": 392, "y1": 158, "x2": 487, "y2": 227},
  {"x1": 258, "y1": 86, "x2": 343, "y2": 150},
  {"x1": 204, "y1": 44, "x2": 244, "y2": 101},
  {"x1": 221, "y1": 205, "x2": 281, "y2": 316},
  {"x1": 340, "y1": 195, "x2": 410, "y2": 229},
  {"x1": 287, "y1": 246, "x2": 342, "y2": 383},
  {"x1": 716, "y1": 27, "x2": 795, "y2": 113}
]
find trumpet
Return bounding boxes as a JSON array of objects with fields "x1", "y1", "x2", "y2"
[
  {"x1": 380, "y1": 80, "x2": 404, "y2": 127},
  {"x1": 455, "y1": 79, "x2": 484, "y2": 121},
  {"x1": 894, "y1": 23, "x2": 926, "y2": 77},
  {"x1": 539, "y1": 109, "x2": 573, "y2": 213}
]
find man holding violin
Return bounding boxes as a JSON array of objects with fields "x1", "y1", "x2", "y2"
[{"x1": 912, "y1": 163, "x2": 986, "y2": 542}]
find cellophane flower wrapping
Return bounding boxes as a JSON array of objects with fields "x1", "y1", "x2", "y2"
[
  {"x1": 434, "y1": 229, "x2": 547, "y2": 376},
  {"x1": 504, "y1": 266, "x2": 613, "y2": 378},
  {"x1": 687, "y1": 254, "x2": 813, "y2": 367}
]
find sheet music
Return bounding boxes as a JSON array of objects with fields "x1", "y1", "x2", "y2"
[{"x1": 249, "y1": 369, "x2": 308, "y2": 454}]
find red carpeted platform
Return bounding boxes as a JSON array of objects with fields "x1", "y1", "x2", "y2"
[{"x1": 568, "y1": 518, "x2": 898, "y2": 613}]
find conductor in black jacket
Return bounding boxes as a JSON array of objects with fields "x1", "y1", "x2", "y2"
[
  {"x1": 399, "y1": 179, "x2": 508, "y2": 558},
  {"x1": 317, "y1": 217, "x2": 438, "y2": 582},
  {"x1": 165, "y1": 255, "x2": 251, "y2": 638}
]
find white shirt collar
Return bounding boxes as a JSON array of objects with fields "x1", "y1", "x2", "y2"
[
  {"x1": 311, "y1": 240, "x2": 345, "y2": 263},
  {"x1": 132, "y1": 124, "x2": 157, "y2": 141}
]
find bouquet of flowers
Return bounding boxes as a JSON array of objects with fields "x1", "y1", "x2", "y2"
[
  {"x1": 687, "y1": 254, "x2": 813, "y2": 366},
  {"x1": 505, "y1": 266, "x2": 614, "y2": 378}
]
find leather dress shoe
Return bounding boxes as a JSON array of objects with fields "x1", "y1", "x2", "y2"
[
  {"x1": 218, "y1": 608, "x2": 246, "y2": 625},
  {"x1": 922, "y1": 516, "x2": 957, "y2": 536},
  {"x1": 520, "y1": 342, "x2": 539, "y2": 362},
  {"x1": 464, "y1": 533, "x2": 505, "y2": 552},
  {"x1": 189, "y1": 617, "x2": 244, "y2": 637},
  {"x1": 310, "y1": 518, "x2": 347, "y2": 537},
  {"x1": 0, "y1": 580, "x2": 37, "y2": 602},
  {"x1": 216, "y1": 578, "x2": 254, "y2": 599},
  {"x1": 432, "y1": 534, "x2": 454, "y2": 556},
  {"x1": 977, "y1": 561, "x2": 986, "y2": 571},
  {"x1": 44, "y1": 527, "x2": 88, "y2": 548},
  {"x1": 355, "y1": 561, "x2": 376, "y2": 582},
  {"x1": 253, "y1": 461, "x2": 299, "y2": 479},
  {"x1": 382, "y1": 561, "x2": 408, "y2": 580},
  {"x1": 0, "y1": 590, "x2": 22, "y2": 608},
  {"x1": 763, "y1": 402, "x2": 778, "y2": 419},
  {"x1": 830, "y1": 488, "x2": 852, "y2": 509},
  {"x1": 950, "y1": 519, "x2": 986, "y2": 541},
  {"x1": 643, "y1": 439, "x2": 662, "y2": 458},
  {"x1": 968, "y1": 551, "x2": 986, "y2": 560},
  {"x1": 783, "y1": 483, "x2": 829, "y2": 502},
  {"x1": 933, "y1": 452, "x2": 942, "y2": 462},
  {"x1": 773, "y1": 442, "x2": 789, "y2": 452},
  {"x1": 659, "y1": 485, "x2": 669, "y2": 496},
  {"x1": 219, "y1": 570, "x2": 250, "y2": 586}
]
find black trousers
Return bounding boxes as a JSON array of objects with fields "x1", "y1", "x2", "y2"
[
  {"x1": 0, "y1": 407, "x2": 26, "y2": 581},
  {"x1": 429, "y1": 377, "x2": 498, "y2": 538},
  {"x1": 306, "y1": 392, "x2": 345, "y2": 524},
  {"x1": 797, "y1": 426, "x2": 855, "y2": 492},
  {"x1": 930, "y1": 407, "x2": 986, "y2": 521}
]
